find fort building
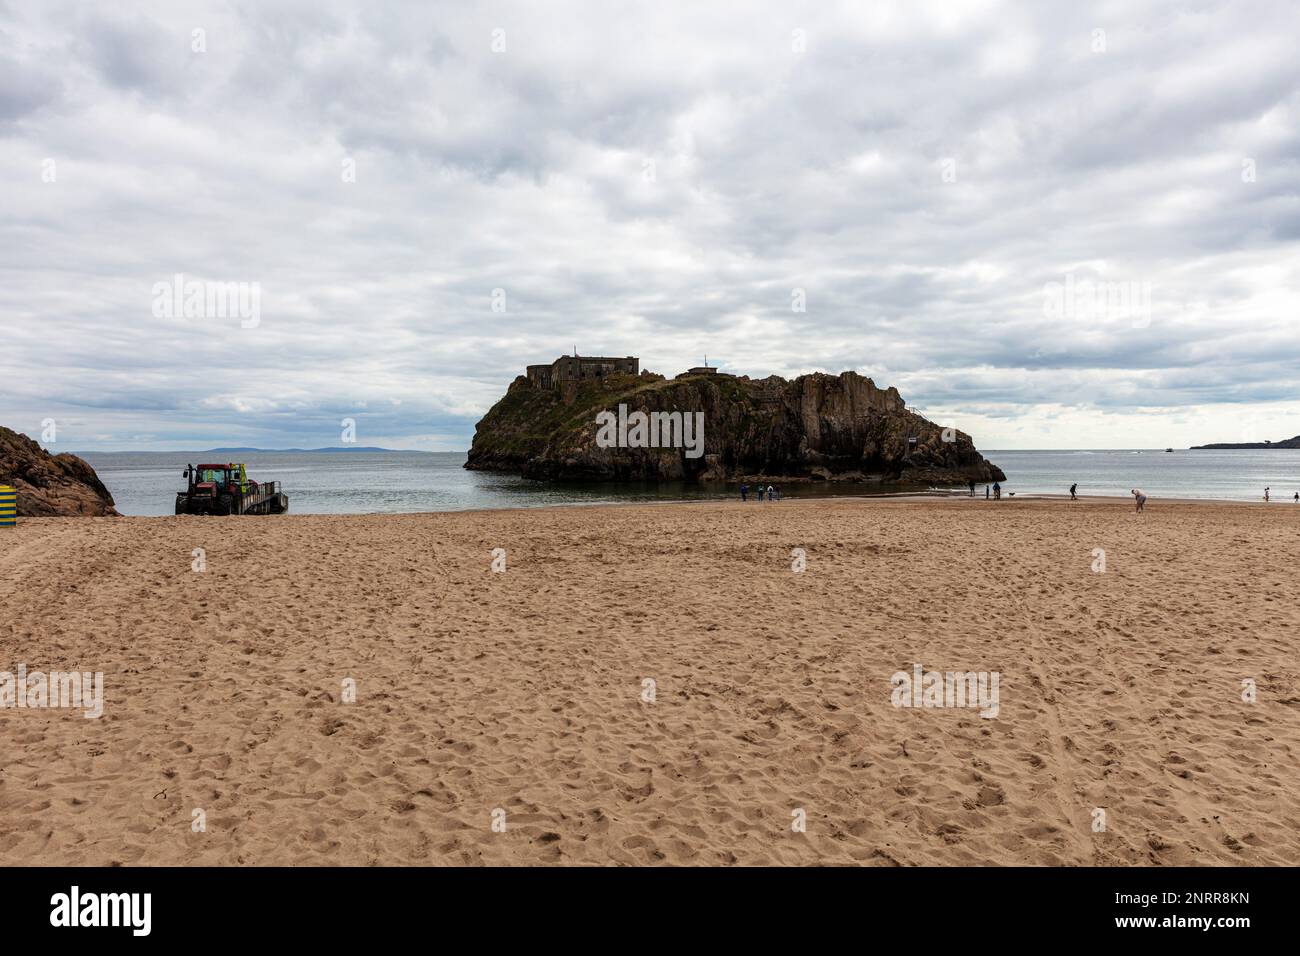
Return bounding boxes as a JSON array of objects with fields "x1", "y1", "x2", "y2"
[{"x1": 527, "y1": 354, "x2": 639, "y2": 389}]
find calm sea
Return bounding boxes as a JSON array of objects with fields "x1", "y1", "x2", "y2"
[{"x1": 78, "y1": 448, "x2": 1300, "y2": 516}]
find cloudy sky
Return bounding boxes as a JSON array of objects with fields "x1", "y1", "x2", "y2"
[{"x1": 3, "y1": 0, "x2": 1299, "y2": 451}]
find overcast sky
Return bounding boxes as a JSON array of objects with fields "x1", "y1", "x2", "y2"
[{"x1": 3, "y1": 0, "x2": 1299, "y2": 451}]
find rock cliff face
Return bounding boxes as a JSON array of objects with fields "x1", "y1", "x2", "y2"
[
  {"x1": 0, "y1": 426, "x2": 119, "y2": 516},
  {"x1": 466, "y1": 369, "x2": 1005, "y2": 485}
]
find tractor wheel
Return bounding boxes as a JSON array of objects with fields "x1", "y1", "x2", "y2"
[
  {"x1": 175, "y1": 495, "x2": 187, "y2": 515},
  {"x1": 216, "y1": 495, "x2": 234, "y2": 516}
]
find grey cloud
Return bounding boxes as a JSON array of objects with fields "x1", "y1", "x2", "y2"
[{"x1": 3, "y1": 0, "x2": 1300, "y2": 450}]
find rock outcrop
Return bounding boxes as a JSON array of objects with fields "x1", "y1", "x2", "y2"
[
  {"x1": 466, "y1": 369, "x2": 1004, "y2": 485},
  {"x1": 0, "y1": 426, "x2": 119, "y2": 516}
]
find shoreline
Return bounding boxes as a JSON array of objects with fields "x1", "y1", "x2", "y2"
[{"x1": 18, "y1": 491, "x2": 1293, "y2": 522}]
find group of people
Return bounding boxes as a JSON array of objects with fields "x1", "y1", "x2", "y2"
[
  {"x1": 1069, "y1": 483, "x2": 1146, "y2": 511},
  {"x1": 742, "y1": 479, "x2": 1296, "y2": 509},
  {"x1": 740, "y1": 483, "x2": 780, "y2": 502},
  {"x1": 966, "y1": 479, "x2": 1147, "y2": 511},
  {"x1": 967, "y1": 480, "x2": 1003, "y2": 499}
]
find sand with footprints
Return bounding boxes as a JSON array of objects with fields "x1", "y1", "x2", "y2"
[{"x1": 1, "y1": 497, "x2": 1297, "y2": 865}]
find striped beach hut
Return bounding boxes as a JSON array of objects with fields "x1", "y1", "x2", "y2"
[{"x1": 0, "y1": 484, "x2": 15, "y2": 527}]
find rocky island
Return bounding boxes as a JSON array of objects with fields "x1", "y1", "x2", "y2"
[
  {"x1": 466, "y1": 356, "x2": 1005, "y2": 485},
  {"x1": 0, "y1": 426, "x2": 119, "y2": 516}
]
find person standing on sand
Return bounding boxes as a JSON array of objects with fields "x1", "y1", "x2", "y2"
[
  {"x1": 985, "y1": 485, "x2": 990, "y2": 499},
  {"x1": 1131, "y1": 488, "x2": 1147, "y2": 512},
  {"x1": 1264, "y1": 486, "x2": 1270, "y2": 502},
  {"x1": 1294, "y1": 492, "x2": 1298, "y2": 503},
  {"x1": 993, "y1": 481, "x2": 1001, "y2": 500},
  {"x1": 1070, "y1": 483, "x2": 1077, "y2": 500},
  {"x1": 740, "y1": 483, "x2": 748, "y2": 502},
  {"x1": 968, "y1": 479, "x2": 976, "y2": 497},
  {"x1": 767, "y1": 484, "x2": 775, "y2": 502}
]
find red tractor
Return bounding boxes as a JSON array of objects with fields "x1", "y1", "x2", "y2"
[{"x1": 176, "y1": 463, "x2": 289, "y2": 516}]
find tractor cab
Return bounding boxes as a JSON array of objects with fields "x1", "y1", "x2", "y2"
[{"x1": 181, "y1": 464, "x2": 256, "y2": 499}]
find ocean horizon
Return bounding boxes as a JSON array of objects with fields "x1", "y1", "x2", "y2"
[{"x1": 79, "y1": 447, "x2": 1300, "y2": 516}]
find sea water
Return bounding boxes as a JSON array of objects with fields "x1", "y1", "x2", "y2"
[{"x1": 78, "y1": 448, "x2": 1300, "y2": 516}]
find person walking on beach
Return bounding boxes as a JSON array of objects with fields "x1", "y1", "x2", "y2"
[
  {"x1": 740, "y1": 483, "x2": 748, "y2": 502},
  {"x1": 969, "y1": 479, "x2": 976, "y2": 497},
  {"x1": 1131, "y1": 488, "x2": 1147, "y2": 512},
  {"x1": 1294, "y1": 492, "x2": 1298, "y2": 503},
  {"x1": 766, "y1": 484, "x2": 775, "y2": 502},
  {"x1": 1069, "y1": 483, "x2": 1077, "y2": 500},
  {"x1": 1264, "y1": 486, "x2": 1270, "y2": 502},
  {"x1": 985, "y1": 485, "x2": 990, "y2": 499},
  {"x1": 993, "y1": 481, "x2": 1001, "y2": 500}
]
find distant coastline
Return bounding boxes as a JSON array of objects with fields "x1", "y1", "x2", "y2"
[
  {"x1": 202, "y1": 446, "x2": 415, "y2": 454},
  {"x1": 1190, "y1": 435, "x2": 1300, "y2": 450},
  {"x1": 67, "y1": 446, "x2": 427, "y2": 455}
]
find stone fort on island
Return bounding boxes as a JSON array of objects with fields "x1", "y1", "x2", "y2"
[
  {"x1": 526, "y1": 354, "x2": 721, "y2": 389},
  {"x1": 525, "y1": 354, "x2": 639, "y2": 388}
]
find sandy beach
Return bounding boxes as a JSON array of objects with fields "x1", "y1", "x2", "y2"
[{"x1": 1, "y1": 497, "x2": 1297, "y2": 866}]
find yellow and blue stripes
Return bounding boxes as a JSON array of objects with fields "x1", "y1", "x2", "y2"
[{"x1": 0, "y1": 484, "x2": 16, "y2": 527}]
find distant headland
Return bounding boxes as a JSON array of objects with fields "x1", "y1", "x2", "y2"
[
  {"x1": 203, "y1": 447, "x2": 409, "y2": 453},
  {"x1": 1190, "y1": 435, "x2": 1300, "y2": 450}
]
